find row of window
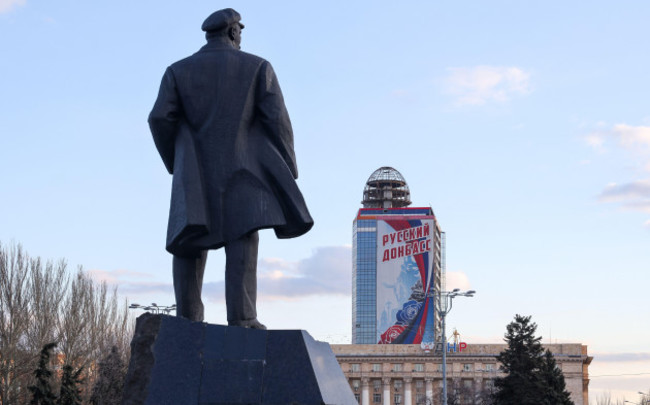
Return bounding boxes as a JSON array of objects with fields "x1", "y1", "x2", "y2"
[
  {"x1": 354, "y1": 269, "x2": 375, "y2": 274},
  {"x1": 352, "y1": 378, "x2": 495, "y2": 390},
  {"x1": 349, "y1": 363, "x2": 497, "y2": 373},
  {"x1": 356, "y1": 391, "x2": 490, "y2": 404},
  {"x1": 353, "y1": 393, "x2": 406, "y2": 404},
  {"x1": 356, "y1": 240, "x2": 376, "y2": 246}
]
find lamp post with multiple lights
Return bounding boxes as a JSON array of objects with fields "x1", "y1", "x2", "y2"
[
  {"x1": 626, "y1": 392, "x2": 650, "y2": 405},
  {"x1": 128, "y1": 303, "x2": 177, "y2": 315},
  {"x1": 439, "y1": 288, "x2": 475, "y2": 405}
]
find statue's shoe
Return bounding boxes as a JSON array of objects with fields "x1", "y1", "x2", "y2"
[{"x1": 229, "y1": 319, "x2": 267, "y2": 330}]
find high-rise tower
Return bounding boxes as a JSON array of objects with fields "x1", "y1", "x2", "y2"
[{"x1": 352, "y1": 167, "x2": 442, "y2": 345}]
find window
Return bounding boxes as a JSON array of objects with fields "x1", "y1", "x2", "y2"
[
  {"x1": 373, "y1": 393, "x2": 381, "y2": 403},
  {"x1": 463, "y1": 379, "x2": 473, "y2": 389},
  {"x1": 394, "y1": 380, "x2": 403, "y2": 390},
  {"x1": 415, "y1": 380, "x2": 424, "y2": 390},
  {"x1": 351, "y1": 363, "x2": 361, "y2": 372},
  {"x1": 414, "y1": 363, "x2": 424, "y2": 372},
  {"x1": 373, "y1": 380, "x2": 381, "y2": 391},
  {"x1": 394, "y1": 394, "x2": 403, "y2": 404},
  {"x1": 485, "y1": 363, "x2": 495, "y2": 372},
  {"x1": 416, "y1": 393, "x2": 426, "y2": 405},
  {"x1": 485, "y1": 379, "x2": 495, "y2": 390},
  {"x1": 463, "y1": 363, "x2": 473, "y2": 372},
  {"x1": 392, "y1": 363, "x2": 403, "y2": 372},
  {"x1": 437, "y1": 363, "x2": 443, "y2": 372},
  {"x1": 372, "y1": 363, "x2": 382, "y2": 372},
  {"x1": 354, "y1": 393, "x2": 360, "y2": 403}
]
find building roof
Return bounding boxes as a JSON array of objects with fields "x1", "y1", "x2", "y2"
[{"x1": 362, "y1": 167, "x2": 412, "y2": 208}]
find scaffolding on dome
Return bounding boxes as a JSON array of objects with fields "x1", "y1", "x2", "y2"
[{"x1": 361, "y1": 166, "x2": 412, "y2": 208}]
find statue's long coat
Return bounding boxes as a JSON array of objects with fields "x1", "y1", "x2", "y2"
[{"x1": 149, "y1": 39, "x2": 313, "y2": 256}]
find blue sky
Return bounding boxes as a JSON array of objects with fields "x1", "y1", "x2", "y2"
[{"x1": 1, "y1": 1, "x2": 649, "y2": 401}]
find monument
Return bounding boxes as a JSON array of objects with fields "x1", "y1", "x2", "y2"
[
  {"x1": 148, "y1": 7, "x2": 313, "y2": 329},
  {"x1": 122, "y1": 9, "x2": 355, "y2": 405}
]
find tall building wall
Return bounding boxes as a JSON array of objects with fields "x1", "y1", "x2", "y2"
[
  {"x1": 352, "y1": 215, "x2": 379, "y2": 343},
  {"x1": 352, "y1": 167, "x2": 442, "y2": 345}
]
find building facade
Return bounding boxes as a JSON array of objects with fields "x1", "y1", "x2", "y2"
[
  {"x1": 332, "y1": 343, "x2": 592, "y2": 405},
  {"x1": 353, "y1": 167, "x2": 443, "y2": 345},
  {"x1": 348, "y1": 167, "x2": 591, "y2": 404}
]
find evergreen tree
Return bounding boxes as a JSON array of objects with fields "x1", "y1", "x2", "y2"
[
  {"x1": 539, "y1": 349, "x2": 573, "y2": 405},
  {"x1": 494, "y1": 315, "x2": 544, "y2": 404},
  {"x1": 493, "y1": 315, "x2": 575, "y2": 405},
  {"x1": 29, "y1": 342, "x2": 58, "y2": 405},
  {"x1": 90, "y1": 346, "x2": 126, "y2": 405},
  {"x1": 57, "y1": 364, "x2": 84, "y2": 405}
]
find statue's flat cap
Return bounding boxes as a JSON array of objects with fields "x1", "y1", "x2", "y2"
[{"x1": 202, "y1": 8, "x2": 244, "y2": 32}]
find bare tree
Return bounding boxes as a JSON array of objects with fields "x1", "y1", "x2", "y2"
[
  {"x1": 27, "y1": 257, "x2": 68, "y2": 359},
  {"x1": 430, "y1": 380, "x2": 495, "y2": 405},
  {"x1": 58, "y1": 270, "x2": 96, "y2": 368},
  {"x1": 594, "y1": 392, "x2": 625, "y2": 405},
  {"x1": 57, "y1": 269, "x2": 132, "y2": 402},
  {"x1": 0, "y1": 243, "x2": 34, "y2": 405},
  {"x1": 90, "y1": 346, "x2": 126, "y2": 405},
  {"x1": 0, "y1": 242, "x2": 133, "y2": 405}
]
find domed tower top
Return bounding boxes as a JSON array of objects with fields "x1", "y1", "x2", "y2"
[{"x1": 362, "y1": 166, "x2": 412, "y2": 208}]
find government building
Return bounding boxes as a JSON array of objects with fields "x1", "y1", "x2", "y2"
[{"x1": 332, "y1": 343, "x2": 591, "y2": 405}]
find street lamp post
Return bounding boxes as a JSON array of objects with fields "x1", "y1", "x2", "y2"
[
  {"x1": 640, "y1": 392, "x2": 650, "y2": 405},
  {"x1": 637, "y1": 392, "x2": 650, "y2": 405},
  {"x1": 128, "y1": 303, "x2": 177, "y2": 315},
  {"x1": 439, "y1": 289, "x2": 475, "y2": 405},
  {"x1": 624, "y1": 392, "x2": 650, "y2": 405},
  {"x1": 627, "y1": 392, "x2": 650, "y2": 405}
]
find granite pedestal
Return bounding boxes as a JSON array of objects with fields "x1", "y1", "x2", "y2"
[{"x1": 122, "y1": 314, "x2": 356, "y2": 405}]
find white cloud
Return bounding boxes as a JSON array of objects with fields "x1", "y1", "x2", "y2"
[
  {"x1": 88, "y1": 246, "x2": 352, "y2": 304},
  {"x1": 0, "y1": 0, "x2": 25, "y2": 14},
  {"x1": 443, "y1": 66, "x2": 531, "y2": 106},
  {"x1": 585, "y1": 124, "x2": 650, "y2": 159},
  {"x1": 85, "y1": 268, "x2": 173, "y2": 298},
  {"x1": 598, "y1": 180, "x2": 650, "y2": 203},
  {"x1": 612, "y1": 124, "x2": 650, "y2": 151},
  {"x1": 594, "y1": 352, "x2": 650, "y2": 362},
  {"x1": 598, "y1": 180, "x2": 650, "y2": 218},
  {"x1": 587, "y1": 123, "x2": 650, "y2": 226},
  {"x1": 109, "y1": 246, "x2": 352, "y2": 304},
  {"x1": 584, "y1": 133, "x2": 606, "y2": 152},
  {"x1": 253, "y1": 245, "x2": 352, "y2": 300},
  {"x1": 445, "y1": 271, "x2": 471, "y2": 290},
  {"x1": 87, "y1": 268, "x2": 154, "y2": 284},
  {"x1": 622, "y1": 200, "x2": 650, "y2": 214}
]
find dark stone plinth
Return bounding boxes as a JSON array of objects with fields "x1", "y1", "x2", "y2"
[{"x1": 122, "y1": 314, "x2": 356, "y2": 405}]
